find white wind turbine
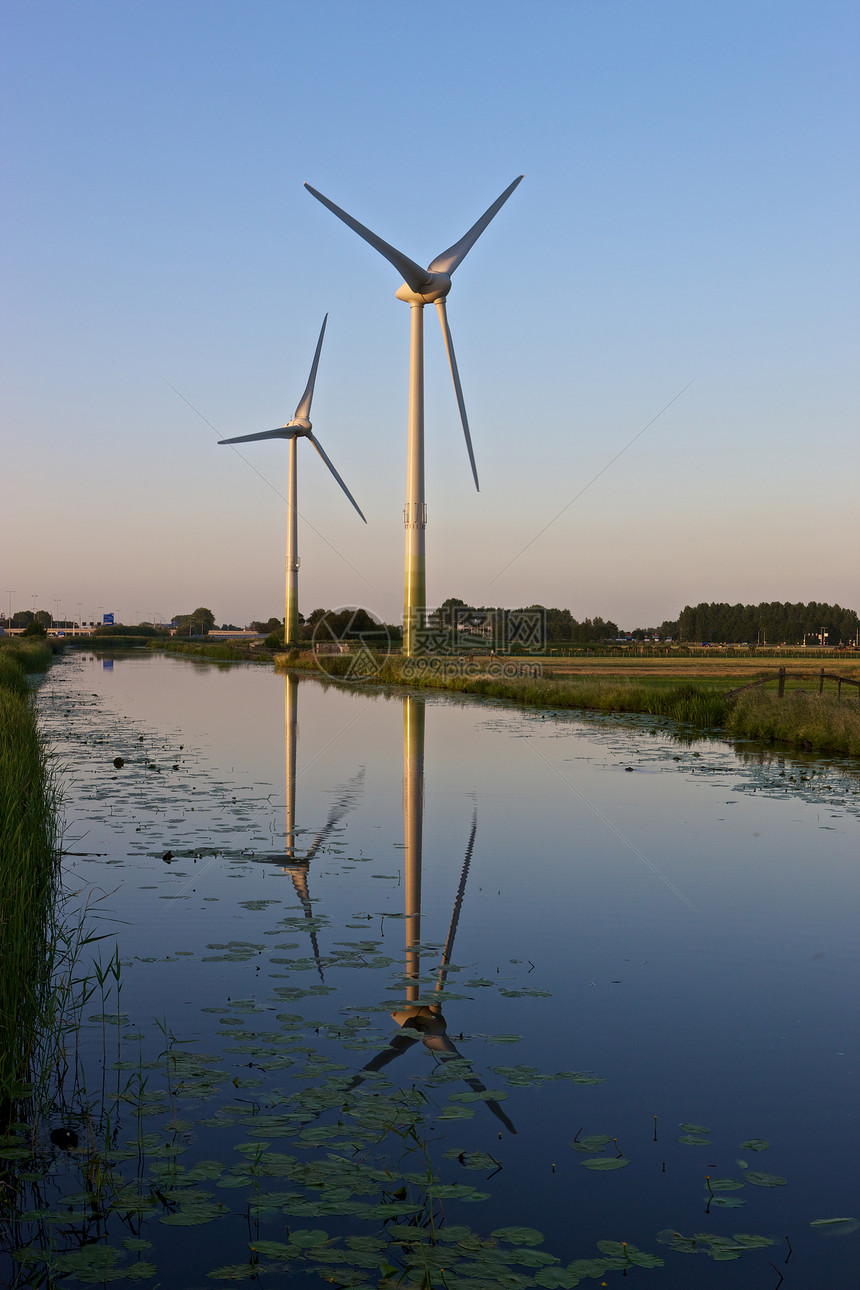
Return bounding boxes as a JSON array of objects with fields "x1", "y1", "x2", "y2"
[
  {"x1": 218, "y1": 315, "x2": 366, "y2": 645},
  {"x1": 304, "y1": 177, "x2": 523, "y2": 655}
]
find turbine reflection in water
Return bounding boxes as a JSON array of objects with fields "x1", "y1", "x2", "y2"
[
  {"x1": 252, "y1": 673, "x2": 364, "y2": 978},
  {"x1": 350, "y1": 696, "x2": 516, "y2": 1133}
]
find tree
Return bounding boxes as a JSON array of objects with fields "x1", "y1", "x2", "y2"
[{"x1": 171, "y1": 608, "x2": 216, "y2": 636}]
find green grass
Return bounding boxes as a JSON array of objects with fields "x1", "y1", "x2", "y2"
[
  {"x1": 0, "y1": 641, "x2": 62, "y2": 1111},
  {"x1": 726, "y1": 688, "x2": 860, "y2": 756}
]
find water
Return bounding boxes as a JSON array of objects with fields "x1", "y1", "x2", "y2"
[{"x1": 5, "y1": 649, "x2": 859, "y2": 1287}]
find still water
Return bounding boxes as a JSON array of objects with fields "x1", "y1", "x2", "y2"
[{"x1": 7, "y1": 649, "x2": 859, "y2": 1287}]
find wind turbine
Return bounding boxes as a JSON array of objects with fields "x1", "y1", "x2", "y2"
[
  {"x1": 304, "y1": 177, "x2": 523, "y2": 655},
  {"x1": 218, "y1": 315, "x2": 366, "y2": 645}
]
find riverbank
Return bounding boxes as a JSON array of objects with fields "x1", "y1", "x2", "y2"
[
  {"x1": 0, "y1": 640, "x2": 62, "y2": 1108},
  {"x1": 275, "y1": 650, "x2": 860, "y2": 756},
  {"x1": 140, "y1": 639, "x2": 860, "y2": 755}
]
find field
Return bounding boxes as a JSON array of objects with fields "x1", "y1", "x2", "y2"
[{"x1": 538, "y1": 650, "x2": 859, "y2": 683}]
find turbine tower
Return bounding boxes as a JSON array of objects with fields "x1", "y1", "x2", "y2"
[
  {"x1": 218, "y1": 315, "x2": 366, "y2": 645},
  {"x1": 304, "y1": 178, "x2": 523, "y2": 655}
]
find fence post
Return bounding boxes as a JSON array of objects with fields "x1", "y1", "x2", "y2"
[
  {"x1": 778, "y1": 667, "x2": 785, "y2": 698},
  {"x1": 837, "y1": 679, "x2": 842, "y2": 700},
  {"x1": 819, "y1": 668, "x2": 825, "y2": 695}
]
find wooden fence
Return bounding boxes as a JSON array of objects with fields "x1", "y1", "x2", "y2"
[{"x1": 725, "y1": 669, "x2": 860, "y2": 701}]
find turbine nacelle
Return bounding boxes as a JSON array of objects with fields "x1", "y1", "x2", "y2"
[
  {"x1": 394, "y1": 272, "x2": 452, "y2": 306},
  {"x1": 286, "y1": 417, "x2": 313, "y2": 435}
]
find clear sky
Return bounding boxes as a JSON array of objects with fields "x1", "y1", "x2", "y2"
[{"x1": 2, "y1": 0, "x2": 858, "y2": 629}]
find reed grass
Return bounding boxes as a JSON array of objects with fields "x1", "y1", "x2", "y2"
[
  {"x1": 0, "y1": 642, "x2": 62, "y2": 1111},
  {"x1": 726, "y1": 688, "x2": 860, "y2": 756}
]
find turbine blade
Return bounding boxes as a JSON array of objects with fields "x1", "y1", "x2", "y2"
[
  {"x1": 304, "y1": 183, "x2": 430, "y2": 293},
  {"x1": 428, "y1": 175, "x2": 523, "y2": 274},
  {"x1": 294, "y1": 314, "x2": 328, "y2": 421},
  {"x1": 307, "y1": 433, "x2": 367, "y2": 523},
  {"x1": 435, "y1": 300, "x2": 479, "y2": 491},
  {"x1": 218, "y1": 428, "x2": 297, "y2": 444},
  {"x1": 304, "y1": 769, "x2": 365, "y2": 861}
]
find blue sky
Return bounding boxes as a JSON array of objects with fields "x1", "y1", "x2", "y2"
[{"x1": 2, "y1": 0, "x2": 858, "y2": 628}]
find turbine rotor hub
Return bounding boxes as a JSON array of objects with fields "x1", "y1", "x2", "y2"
[
  {"x1": 395, "y1": 271, "x2": 452, "y2": 306},
  {"x1": 286, "y1": 418, "x2": 312, "y2": 435}
]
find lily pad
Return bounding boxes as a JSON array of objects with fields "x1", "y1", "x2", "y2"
[
  {"x1": 580, "y1": 1156, "x2": 629, "y2": 1171},
  {"x1": 490, "y1": 1226, "x2": 544, "y2": 1246},
  {"x1": 207, "y1": 1267, "x2": 263, "y2": 1282},
  {"x1": 810, "y1": 1217, "x2": 860, "y2": 1236},
  {"x1": 534, "y1": 1270, "x2": 580, "y2": 1289},
  {"x1": 744, "y1": 1171, "x2": 787, "y2": 1188},
  {"x1": 288, "y1": 1229, "x2": 330, "y2": 1248},
  {"x1": 570, "y1": 1135, "x2": 612, "y2": 1154},
  {"x1": 740, "y1": 1138, "x2": 770, "y2": 1152}
]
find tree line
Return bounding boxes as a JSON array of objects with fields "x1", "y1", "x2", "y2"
[
  {"x1": 674, "y1": 601, "x2": 858, "y2": 645},
  {"x1": 8, "y1": 599, "x2": 855, "y2": 647},
  {"x1": 436, "y1": 599, "x2": 619, "y2": 644}
]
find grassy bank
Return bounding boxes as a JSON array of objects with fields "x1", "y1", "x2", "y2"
[
  {"x1": 0, "y1": 640, "x2": 62, "y2": 1109},
  {"x1": 155, "y1": 639, "x2": 268, "y2": 662},
  {"x1": 275, "y1": 650, "x2": 860, "y2": 756},
  {"x1": 276, "y1": 651, "x2": 730, "y2": 726},
  {"x1": 726, "y1": 688, "x2": 860, "y2": 756}
]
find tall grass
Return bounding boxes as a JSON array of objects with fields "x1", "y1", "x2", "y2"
[
  {"x1": 0, "y1": 641, "x2": 62, "y2": 1113},
  {"x1": 726, "y1": 688, "x2": 860, "y2": 756}
]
